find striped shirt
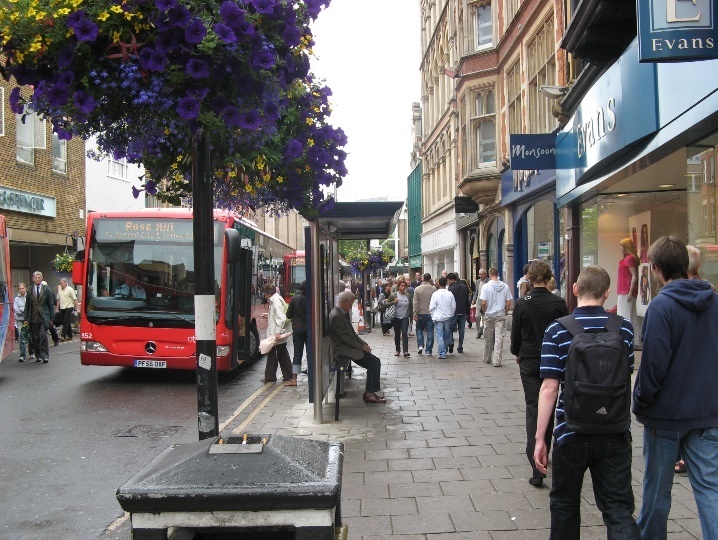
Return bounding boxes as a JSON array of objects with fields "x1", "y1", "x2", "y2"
[{"x1": 540, "y1": 305, "x2": 635, "y2": 447}]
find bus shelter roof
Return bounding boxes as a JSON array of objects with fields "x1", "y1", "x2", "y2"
[{"x1": 314, "y1": 201, "x2": 404, "y2": 240}]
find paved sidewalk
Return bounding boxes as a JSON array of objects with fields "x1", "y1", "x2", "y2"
[{"x1": 229, "y1": 319, "x2": 703, "y2": 539}]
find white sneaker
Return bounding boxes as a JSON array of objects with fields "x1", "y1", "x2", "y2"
[{"x1": 418, "y1": 347, "x2": 424, "y2": 355}]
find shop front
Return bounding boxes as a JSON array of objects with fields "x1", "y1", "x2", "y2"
[
  {"x1": 501, "y1": 168, "x2": 564, "y2": 297},
  {"x1": 557, "y1": 38, "x2": 718, "y2": 318},
  {"x1": 421, "y1": 215, "x2": 459, "y2": 279}
]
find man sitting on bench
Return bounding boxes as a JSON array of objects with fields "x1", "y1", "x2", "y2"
[{"x1": 329, "y1": 290, "x2": 387, "y2": 404}]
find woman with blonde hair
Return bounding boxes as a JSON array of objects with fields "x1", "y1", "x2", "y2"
[{"x1": 617, "y1": 237, "x2": 639, "y2": 343}]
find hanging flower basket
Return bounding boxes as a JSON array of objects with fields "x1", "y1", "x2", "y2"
[
  {"x1": 51, "y1": 252, "x2": 75, "y2": 274},
  {"x1": 1, "y1": 0, "x2": 346, "y2": 216},
  {"x1": 349, "y1": 250, "x2": 391, "y2": 274}
]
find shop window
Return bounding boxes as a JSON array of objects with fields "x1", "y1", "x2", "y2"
[
  {"x1": 52, "y1": 132, "x2": 67, "y2": 174},
  {"x1": 486, "y1": 215, "x2": 505, "y2": 278},
  {"x1": 527, "y1": 17, "x2": 556, "y2": 134},
  {"x1": 507, "y1": 60, "x2": 522, "y2": 137},
  {"x1": 473, "y1": 2, "x2": 492, "y2": 50}
]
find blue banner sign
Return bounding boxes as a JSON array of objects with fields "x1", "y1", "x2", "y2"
[
  {"x1": 509, "y1": 134, "x2": 556, "y2": 170},
  {"x1": 638, "y1": 0, "x2": 718, "y2": 62}
]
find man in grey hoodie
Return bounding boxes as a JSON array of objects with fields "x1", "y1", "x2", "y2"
[{"x1": 479, "y1": 267, "x2": 513, "y2": 367}]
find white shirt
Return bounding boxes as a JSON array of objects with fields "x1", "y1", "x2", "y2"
[
  {"x1": 429, "y1": 288, "x2": 455, "y2": 322},
  {"x1": 480, "y1": 279, "x2": 513, "y2": 316}
]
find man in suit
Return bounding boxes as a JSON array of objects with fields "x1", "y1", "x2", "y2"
[
  {"x1": 329, "y1": 290, "x2": 386, "y2": 404},
  {"x1": 24, "y1": 271, "x2": 55, "y2": 363}
]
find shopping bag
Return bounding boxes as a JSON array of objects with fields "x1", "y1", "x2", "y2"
[
  {"x1": 259, "y1": 335, "x2": 276, "y2": 355},
  {"x1": 469, "y1": 306, "x2": 477, "y2": 323}
]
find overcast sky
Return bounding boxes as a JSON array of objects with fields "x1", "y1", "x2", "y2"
[{"x1": 310, "y1": 0, "x2": 421, "y2": 203}]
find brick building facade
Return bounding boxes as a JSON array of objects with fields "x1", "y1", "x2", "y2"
[{"x1": 0, "y1": 79, "x2": 86, "y2": 291}]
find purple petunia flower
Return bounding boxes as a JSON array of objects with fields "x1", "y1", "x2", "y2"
[
  {"x1": 73, "y1": 18, "x2": 99, "y2": 42},
  {"x1": 55, "y1": 127, "x2": 74, "y2": 140},
  {"x1": 213, "y1": 23, "x2": 237, "y2": 44},
  {"x1": 220, "y1": 1, "x2": 245, "y2": 27},
  {"x1": 132, "y1": 186, "x2": 141, "y2": 199},
  {"x1": 148, "y1": 50, "x2": 168, "y2": 71},
  {"x1": 264, "y1": 100, "x2": 279, "y2": 121},
  {"x1": 58, "y1": 47, "x2": 75, "y2": 68},
  {"x1": 155, "y1": 0, "x2": 176, "y2": 11},
  {"x1": 9, "y1": 87, "x2": 24, "y2": 114},
  {"x1": 235, "y1": 18, "x2": 255, "y2": 38},
  {"x1": 304, "y1": 0, "x2": 325, "y2": 19},
  {"x1": 188, "y1": 87, "x2": 210, "y2": 100},
  {"x1": 73, "y1": 90, "x2": 96, "y2": 114},
  {"x1": 281, "y1": 24, "x2": 301, "y2": 47},
  {"x1": 47, "y1": 82, "x2": 70, "y2": 106},
  {"x1": 185, "y1": 18, "x2": 207, "y2": 44},
  {"x1": 249, "y1": 0, "x2": 275, "y2": 14},
  {"x1": 284, "y1": 138, "x2": 303, "y2": 161},
  {"x1": 66, "y1": 10, "x2": 87, "y2": 27},
  {"x1": 138, "y1": 47, "x2": 154, "y2": 69},
  {"x1": 167, "y1": 5, "x2": 191, "y2": 27},
  {"x1": 252, "y1": 48, "x2": 275, "y2": 70},
  {"x1": 145, "y1": 180, "x2": 158, "y2": 195},
  {"x1": 177, "y1": 96, "x2": 201, "y2": 119},
  {"x1": 186, "y1": 59, "x2": 209, "y2": 78},
  {"x1": 237, "y1": 110, "x2": 263, "y2": 130},
  {"x1": 222, "y1": 105, "x2": 241, "y2": 127},
  {"x1": 58, "y1": 70, "x2": 74, "y2": 85}
]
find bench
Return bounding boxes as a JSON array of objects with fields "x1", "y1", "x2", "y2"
[{"x1": 331, "y1": 357, "x2": 353, "y2": 421}]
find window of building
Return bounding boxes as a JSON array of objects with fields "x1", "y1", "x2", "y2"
[
  {"x1": 52, "y1": 132, "x2": 67, "y2": 174},
  {"x1": 108, "y1": 156, "x2": 128, "y2": 180},
  {"x1": 507, "y1": 60, "x2": 522, "y2": 137},
  {"x1": 0, "y1": 88, "x2": 5, "y2": 136},
  {"x1": 471, "y1": 89, "x2": 496, "y2": 168},
  {"x1": 16, "y1": 109, "x2": 45, "y2": 165},
  {"x1": 506, "y1": 0, "x2": 520, "y2": 27},
  {"x1": 527, "y1": 17, "x2": 556, "y2": 134},
  {"x1": 474, "y1": 2, "x2": 492, "y2": 50}
]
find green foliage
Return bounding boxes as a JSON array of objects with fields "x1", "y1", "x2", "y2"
[
  {"x1": 51, "y1": 252, "x2": 75, "y2": 274},
  {"x1": 339, "y1": 240, "x2": 369, "y2": 262}
]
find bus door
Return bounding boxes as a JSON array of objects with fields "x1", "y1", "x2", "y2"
[{"x1": 234, "y1": 247, "x2": 257, "y2": 364}]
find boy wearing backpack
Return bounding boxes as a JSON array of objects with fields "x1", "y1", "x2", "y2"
[{"x1": 534, "y1": 265, "x2": 639, "y2": 539}]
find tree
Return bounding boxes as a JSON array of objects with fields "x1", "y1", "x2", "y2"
[{"x1": 338, "y1": 240, "x2": 368, "y2": 262}]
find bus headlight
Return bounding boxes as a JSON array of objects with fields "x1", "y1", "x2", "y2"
[
  {"x1": 216, "y1": 345, "x2": 231, "y2": 357},
  {"x1": 81, "y1": 341, "x2": 109, "y2": 353}
]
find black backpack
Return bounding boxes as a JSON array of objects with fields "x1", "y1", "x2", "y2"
[{"x1": 557, "y1": 313, "x2": 632, "y2": 435}]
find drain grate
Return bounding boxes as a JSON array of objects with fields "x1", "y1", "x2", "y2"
[
  {"x1": 225, "y1": 435, "x2": 270, "y2": 445},
  {"x1": 114, "y1": 425, "x2": 183, "y2": 438}
]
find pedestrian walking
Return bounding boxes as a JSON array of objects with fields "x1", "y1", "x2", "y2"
[
  {"x1": 534, "y1": 265, "x2": 639, "y2": 539},
  {"x1": 13, "y1": 283, "x2": 33, "y2": 361},
  {"x1": 634, "y1": 235, "x2": 718, "y2": 540},
  {"x1": 388, "y1": 280, "x2": 412, "y2": 357},
  {"x1": 447, "y1": 272, "x2": 470, "y2": 353},
  {"x1": 510, "y1": 259, "x2": 568, "y2": 486},
  {"x1": 285, "y1": 280, "x2": 308, "y2": 386},
  {"x1": 23, "y1": 271, "x2": 55, "y2": 364},
  {"x1": 413, "y1": 273, "x2": 436, "y2": 356},
  {"x1": 479, "y1": 268, "x2": 512, "y2": 367},
  {"x1": 260, "y1": 283, "x2": 292, "y2": 384},
  {"x1": 429, "y1": 276, "x2": 455, "y2": 359},
  {"x1": 377, "y1": 283, "x2": 394, "y2": 336},
  {"x1": 56, "y1": 278, "x2": 79, "y2": 341},
  {"x1": 472, "y1": 268, "x2": 488, "y2": 338}
]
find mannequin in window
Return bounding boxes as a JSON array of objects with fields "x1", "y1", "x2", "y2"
[{"x1": 617, "y1": 237, "x2": 639, "y2": 344}]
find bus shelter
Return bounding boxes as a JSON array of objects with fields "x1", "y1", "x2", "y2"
[{"x1": 305, "y1": 201, "x2": 403, "y2": 423}]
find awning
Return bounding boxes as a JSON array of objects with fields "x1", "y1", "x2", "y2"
[{"x1": 314, "y1": 201, "x2": 404, "y2": 240}]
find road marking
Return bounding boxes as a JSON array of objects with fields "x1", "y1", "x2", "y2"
[
  {"x1": 230, "y1": 383, "x2": 287, "y2": 435},
  {"x1": 105, "y1": 512, "x2": 129, "y2": 531},
  {"x1": 218, "y1": 382, "x2": 273, "y2": 432}
]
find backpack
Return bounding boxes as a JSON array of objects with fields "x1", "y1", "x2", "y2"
[{"x1": 557, "y1": 313, "x2": 632, "y2": 435}]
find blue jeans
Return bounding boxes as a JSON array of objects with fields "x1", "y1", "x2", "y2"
[
  {"x1": 638, "y1": 427, "x2": 718, "y2": 540},
  {"x1": 450, "y1": 314, "x2": 466, "y2": 349},
  {"x1": 416, "y1": 314, "x2": 434, "y2": 354},
  {"x1": 291, "y1": 326, "x2": 308, "y2": 375},
  {"x1": 550, "y1": 433, "x2": 639, "y2": 539},
  {"x1": 434, "y1": 319, "x2": 451, "y2": 357}
]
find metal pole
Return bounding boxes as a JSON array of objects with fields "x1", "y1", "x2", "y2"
[
  {"x1": 192, "y1": 131, "x2": 219, "y2": 440},
  {"x1": 310, "y1": 220, "x2": 323, "y2": 424}
]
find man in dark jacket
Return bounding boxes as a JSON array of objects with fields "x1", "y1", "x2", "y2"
[
  {"x1": 24, "y1": 271, "x2": 55, "y2": 363},
  {"x1": 510, "y1": 260, "x2": 568, "y2": 486},
  {"x1": 447, "y1": 273, "x2": 471, "y2": 353},
  {"x1": 286, "y1": 281, "x2": 308, "y2": 386},
  {"x1": 634, "y1": 235, "x2": 718, "y2": 539}
]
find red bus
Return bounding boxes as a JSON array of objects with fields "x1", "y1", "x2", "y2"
[
  {"x1": 0, "y1": 215, "x2": 13, "y2": 363},
  {"x1": 73, "y1": 209, "x2": 293, "y2": 371},
  {"x1": 282, "y1": 250, "x2": 305, "y2": 300}
]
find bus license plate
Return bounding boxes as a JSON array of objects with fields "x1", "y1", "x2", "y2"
[{"x1": 135, "y1": 360, "x2": 167, "y2": 369}]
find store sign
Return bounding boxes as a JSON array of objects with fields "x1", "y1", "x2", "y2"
[
  {"x1": 556, "y1": 39, "x2": 659, "y2": 199},
  {"x1": 454, "y1": 196, "x2": 478, "y2": 214},
  {"x1": 638, "y1": 0, "x2": 718, "y2": 62},
  {"x1": 501, "y1": 168, "x2": 556, "y2": 206},
  {"x1": 0, "y1": 186, "x2": 56, "y2": 217},
  {"x1": 509, "y1": 134, "x2": 556, "y2": 170}
]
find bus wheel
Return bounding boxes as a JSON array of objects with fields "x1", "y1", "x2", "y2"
[{"x1": 249, "y1": 321, "x2": 260, "y2": 362}]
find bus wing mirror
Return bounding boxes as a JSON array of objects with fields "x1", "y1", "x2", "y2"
[
  {"x1": 225, "y1": 229, "x2": 241, "y2": 264},
  {"x1": 72, "y1": 249, "x2": 85, "y2": 286}
]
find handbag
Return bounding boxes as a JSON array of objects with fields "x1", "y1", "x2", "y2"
[{"x1": 384, "y1": 304, "x2": 396, "y2": 322}]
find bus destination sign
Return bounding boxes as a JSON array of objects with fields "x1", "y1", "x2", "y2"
[{"x1": 95, "y1": 219, "x2": 221, "y2": 243}]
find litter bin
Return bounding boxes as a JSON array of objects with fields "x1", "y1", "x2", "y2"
[{"x1": 117, "y1": 435, "x2": 343, "y2": 540}]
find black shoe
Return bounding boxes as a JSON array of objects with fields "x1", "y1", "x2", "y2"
[
  {"x1": 54, "y1": 341, "x2": 60, "y2": 347},
  {"x1": 301, "y1": 369, "x2": 308, "y2": 375},
  {"x1": 457, "y1": 348, "x2": 463, "y2": 353},
  {"x1": 42, "y1": 359, "x2": 49, "y2": 363},
  {"x1": 448, "y1": 344, "x2": 454, "y2": 353},
  {"x1": 36, "y1": 358, "x2": 42, "y2": 363},
  {"x1": 529, "y1": 477, "x2": 544, "y2": 486},
  {"x1": 19, "y1": 357, "x2": 25, "y2": 362}
]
